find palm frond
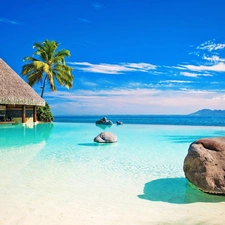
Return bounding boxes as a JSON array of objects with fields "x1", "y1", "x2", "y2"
[
  {"x1": 53, "y1": 64, "x2": 74, "y2": 88},
  {"x1": 32, "y1": 61, "x2": 50, "y2": 74},
  {"x1": 55, "y1": 49, "x2": 71, "y2": 58},
  {"x1": 47, "y1": 71, "x2": 56, "y2": 91},
  {"x1": 33, "y1": 42, "x2": 43, "y2": 50},
  {"x1": 27, "y1": 70, "x2": 44, "y2": 86},
  {"x1": 23, "y1": 56, "x2": 39, "y2": 62},
  {"x1": 43, "y1": 40, "x2": 59, "y2": 62},
  {"x1": 53, "y1": 50, "x2": 71, "y2": 64},
  {"x1": 22, "y1": 63, "x2": 37, "y2": 75}
]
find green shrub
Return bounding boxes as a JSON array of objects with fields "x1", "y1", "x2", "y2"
[{"x1": 37, "y1": 102, "x2": 54, "y2": 122}]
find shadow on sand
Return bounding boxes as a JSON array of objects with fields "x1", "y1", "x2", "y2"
[{"x1": 138, "y1": 177, "x2": 225, "y2": 204}]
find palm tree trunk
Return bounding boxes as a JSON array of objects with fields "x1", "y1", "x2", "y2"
[{"x1": 41, "y1": 74, "x2": 48, "y2": 98}]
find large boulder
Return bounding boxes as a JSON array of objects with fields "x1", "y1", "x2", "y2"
[
  {"x1": 95, "y1": 117, "x2": 113, "y2": 125},
  {"x1": 183, "y1": 137, "x2": 225, "y2": 194},
  {"x1": 94, "y1": 132, "x2": 117, "y2": 143}
]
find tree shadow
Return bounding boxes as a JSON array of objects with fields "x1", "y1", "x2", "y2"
[{"x1": 138, "y1": 177, "x2": 225, "y2": 204}]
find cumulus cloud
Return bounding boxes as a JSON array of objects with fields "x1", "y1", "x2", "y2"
[{"x1": 71, "y1": 62, "x2": 157, "y2": 74}]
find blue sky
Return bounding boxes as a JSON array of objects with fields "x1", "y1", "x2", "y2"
[{"x1": 1, "y1": 0, "x2": 225, "y2": 115}]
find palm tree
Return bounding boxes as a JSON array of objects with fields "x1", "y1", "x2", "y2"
[{"x1": 22, "y1": 39, "x2": 74, "y2": 97}]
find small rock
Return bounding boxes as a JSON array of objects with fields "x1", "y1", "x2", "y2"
[
  {"x1": 95, "y1": 117, "x2": 113, "y2": 125},
  {"x1": 94, "y1": 132, "x2": 117, "y2": 143},
  {"x1": 116, "y1": 121, "x2": 123, "y2": 125}
]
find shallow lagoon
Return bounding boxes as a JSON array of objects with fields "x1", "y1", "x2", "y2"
[{"x1": 1, "y1": 122, "x2": 225, "y2": 225}]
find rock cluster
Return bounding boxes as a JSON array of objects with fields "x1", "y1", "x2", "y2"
[{"x1": 183, "y1": 137, "x2": 225, "y2": 194}]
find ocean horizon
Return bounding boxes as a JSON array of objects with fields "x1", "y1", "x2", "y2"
[{"x1": 54, "y1": 114, "x2": 225, "y2": 127}]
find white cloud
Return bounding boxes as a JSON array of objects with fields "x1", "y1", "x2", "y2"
[
  {"x1": 180, "y1": 71, "x2": 212, "y2": 77},
  {"x1": 182, "y1": 62, "x2": 225, "y2": 72},
  {"x1": 159, "y1": 80, "x2": 192, "y2": 83},
  {"x1": 71, "y1": 62, "x2": 157, "y2": 74},
  {"x1": 213, "y1": 95, "x2": 225, "y2": 100},
  {"x1": 0, "y1": 17, "x2": 22, "y2": 25},
  {"x1": 73, "y1": 62, "x2": 134, "y2": 74},
  {"x1": 203, "y1": 55, "x2": 225, "y2": 62},
  {"x1": 166, "y1": 66, "x2": 186, "y2": 70},
  {"x1": 124, "y1": 63, "x2": 156, "y2": 72},
  {"x1": 180, "y1": 72, "x2": 199, "y2": 77},
  {"x1": 182, "y1": 40, "x2": 225, "y2": 74},
  {"x1": 197, "y1": 40, "x2": 225, "y2": 52},
  {"x1": 46, "y1": 88, "x2": 225, "y2": 115},
  {"x1": 189, "y1": 51, "x2": 201, "y2": 57}
]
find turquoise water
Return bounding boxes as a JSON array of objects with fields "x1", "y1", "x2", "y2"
[{"x1": 1, "y1": 122, "x2": 225, "y2": 224}]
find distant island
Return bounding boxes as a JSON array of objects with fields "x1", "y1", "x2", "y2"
[{"x1": 189, "y1": 109, "x2": 225, "y2": 117}]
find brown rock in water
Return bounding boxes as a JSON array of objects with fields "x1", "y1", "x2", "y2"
[
  {"x1": 183, "y1": 137, "x2": 225, "y2": 194},
  {"x1": 94, "y1": 132, "x2": 117, "y2": 143}
]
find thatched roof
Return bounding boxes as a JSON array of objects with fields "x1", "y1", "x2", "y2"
[{"x1": 0, "y1": 58, "x2": 45, "y2": 106}]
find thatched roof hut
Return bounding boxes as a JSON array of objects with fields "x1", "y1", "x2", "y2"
[
  {"x1": 0, "y1": 58, "x2": 45, "y2": 106},
  {"x1": 0, "y1": 58, "x2": 45, "y2": 123}
]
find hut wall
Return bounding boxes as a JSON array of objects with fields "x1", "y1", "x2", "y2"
[
  {"x1": 0, "y1": 105, "x2": 6, "y2": 121},
  {"x1": 4, "y1": 105, "x2": 34, "y2": 123}
]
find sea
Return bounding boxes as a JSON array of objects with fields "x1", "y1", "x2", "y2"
[
  {"x1": 54, "y1": 114, "x2": 225, "y2": 126},
  {"x1": 1, "y1": 115, "x2": 225, "y2": 225}
]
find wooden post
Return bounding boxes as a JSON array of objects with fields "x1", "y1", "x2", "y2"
[
  {"x1": 33, "y1": 106, "x2": 37, "y2": 123},
  {"x1": 22, "y1": 105, "x2": 26, "y2": 123}
]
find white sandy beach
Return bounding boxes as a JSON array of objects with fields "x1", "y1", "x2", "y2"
[
  {"x1": 1, "y1": 175, "x2": 225, "y2": 225},
  {"x1": 1, "y1": 148, "x2": 225, "y2": 225}
]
